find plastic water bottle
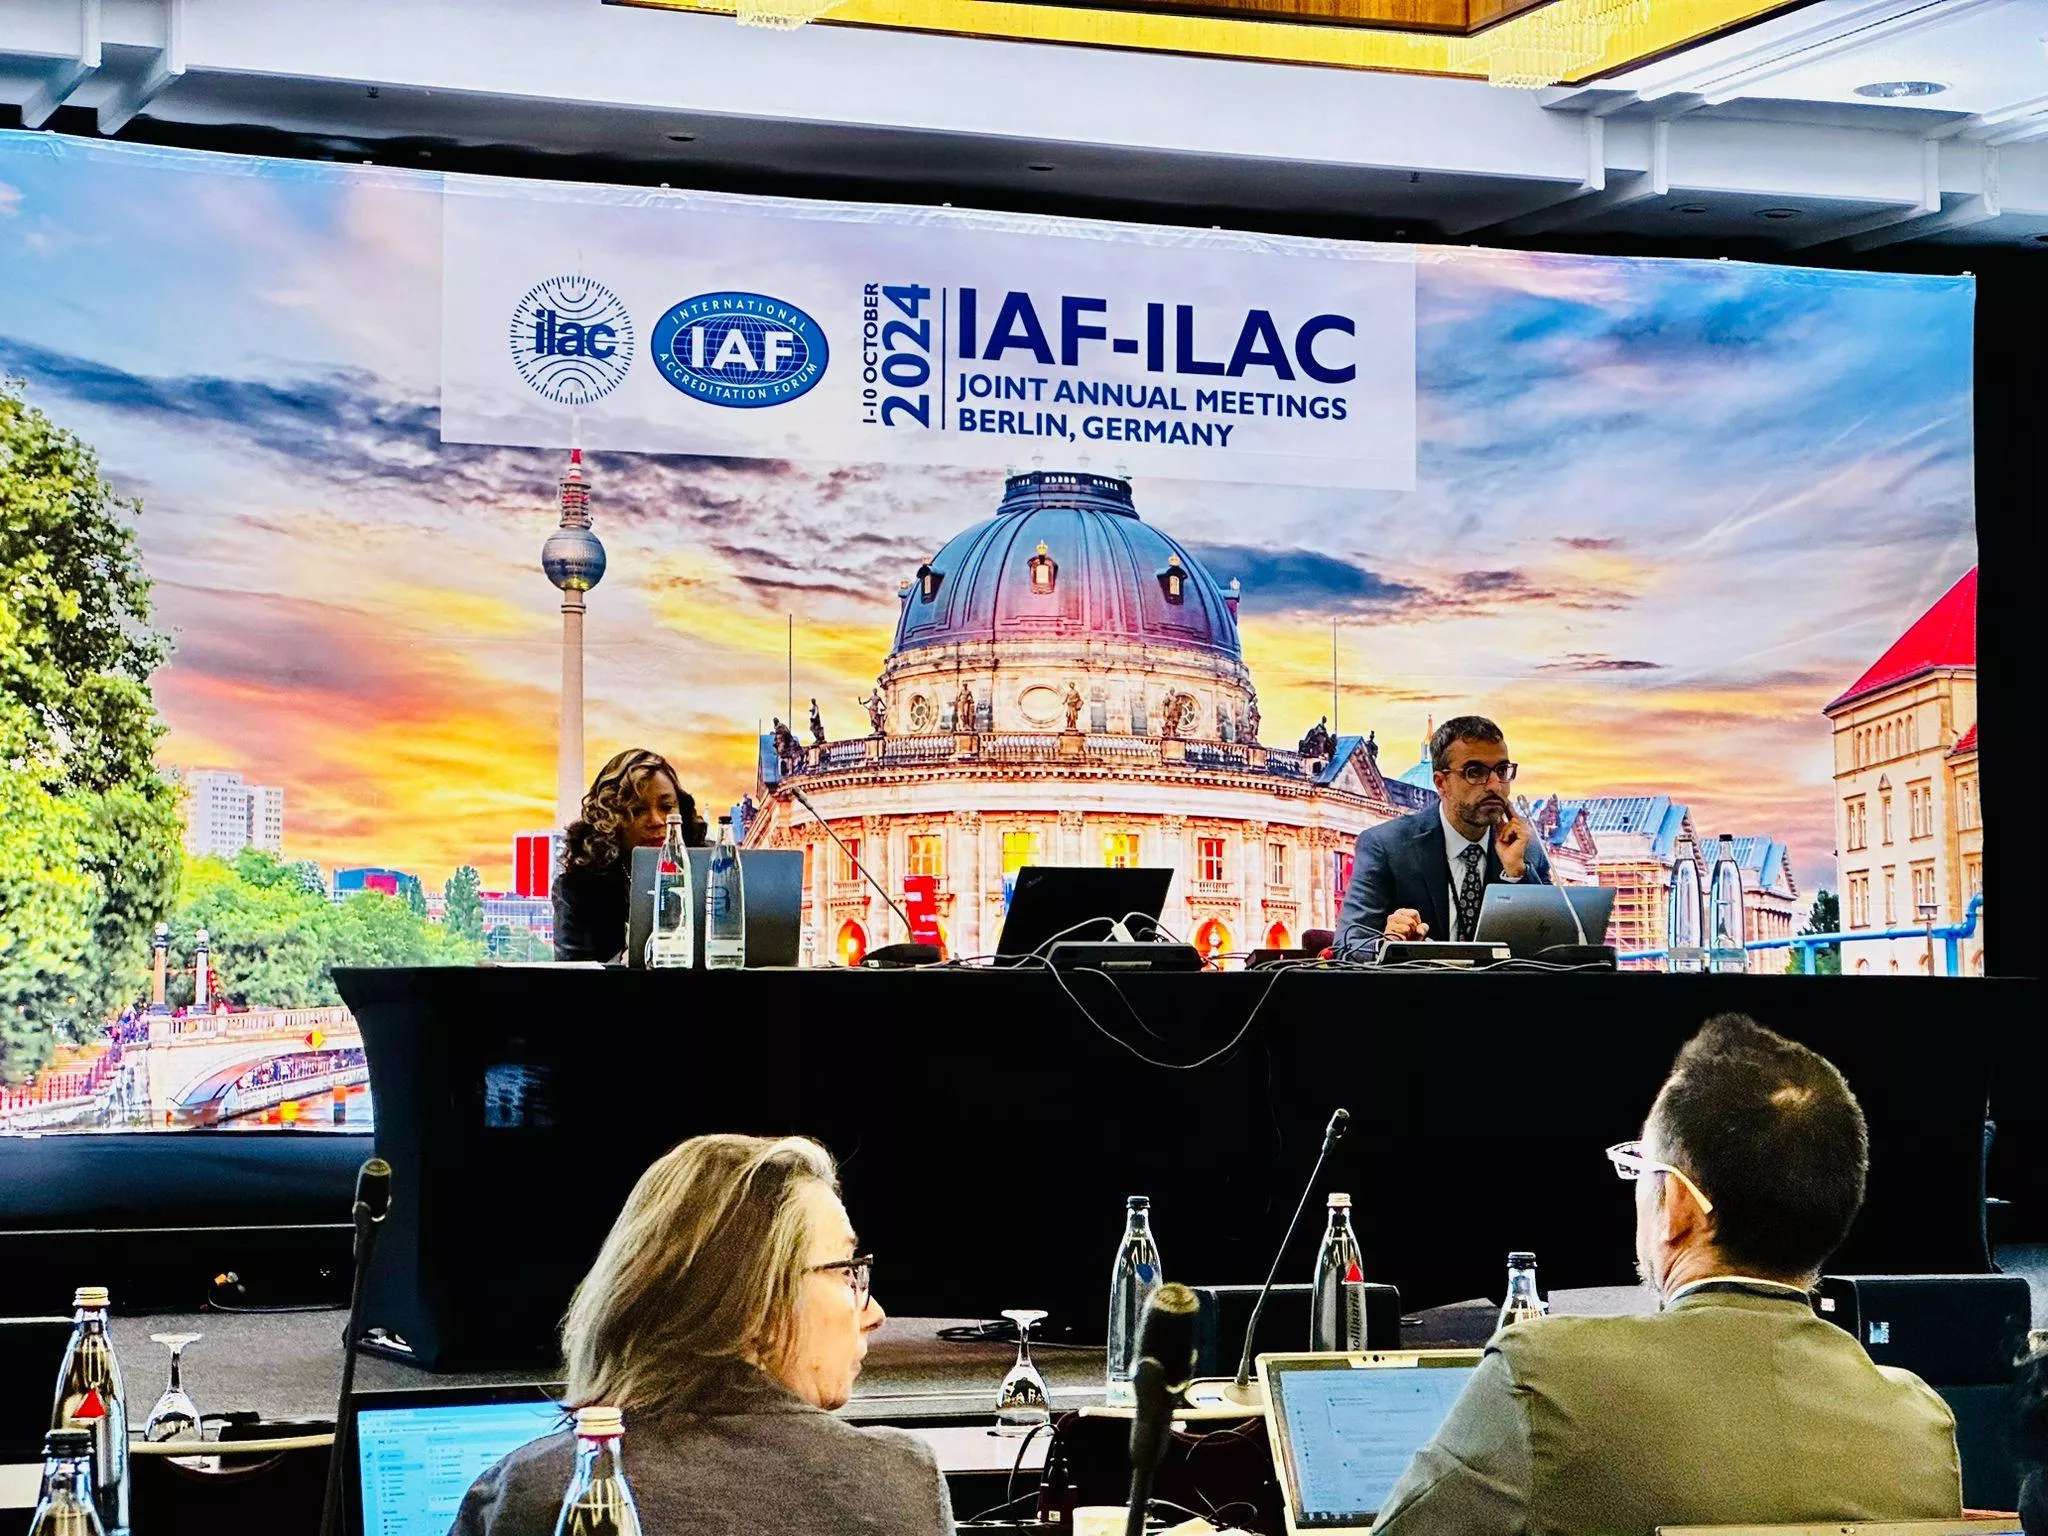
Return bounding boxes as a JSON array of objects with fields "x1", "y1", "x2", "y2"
[
  {"x1": 1311, "y1": 1194, "x2": 1367, "y2": 1351},
  {"x1": 50, "y1": 1287, "x2": 126, "y2": 1536},
  {"x1": 705, "y1": 816, "x2": 745, "y2": 970},
  {"x1": 555, "y1": 1406, "x2": 643, "y2": 1536},
  {"x1": 1105, "y1": 1195, "x2": 1162, "y2": 1407},
  {"x1": 645, "y1": 813, "x2": 695, "y2": 969},
  {"x1": 1497, "y1": 1252, "x2": 1548, "y2": 1334},
  {"x1": 27, "y1": 1429, "x2": 105, "y2": 1536}
]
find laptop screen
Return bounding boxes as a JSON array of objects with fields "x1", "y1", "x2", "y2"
[
  {"x1": 1268, "y1": 1358, "x2": 1479, "y2": 1527},
  {"x1": 355, "y1": 1396, "x2": 566, "y2": 1536}
]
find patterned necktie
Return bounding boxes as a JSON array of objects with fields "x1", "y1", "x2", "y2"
[{"x1": 1455, "y1": 843, "x2": 1485, "y2": 942}]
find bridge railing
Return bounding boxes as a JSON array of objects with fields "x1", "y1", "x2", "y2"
[{"x1": 156, "y1": 1005, "x2": 356, "y2": 1041}]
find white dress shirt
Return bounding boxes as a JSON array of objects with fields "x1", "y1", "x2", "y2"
[{"x1": 1440, "y1": 804, "x2": 1491, "y2": 939}]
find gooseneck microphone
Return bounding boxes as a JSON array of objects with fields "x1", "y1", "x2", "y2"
[
  {"x1": 786, "y1": 783, "x2": 941, "y2": 966},
  {"x1": 320, "y1": 1156, "x2": 394, "y2": 1536},
  {"x1": 1124, "y1": 1282, "x2": 1201, "y2": 1536},
  {"x1": 1228, "y1": 1108, "x2": 1350, "y2": 1402}
]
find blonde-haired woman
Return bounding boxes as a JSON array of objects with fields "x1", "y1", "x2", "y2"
[{"x1": 452, "y1": 1134, "x2": 952, "y2": 1536}]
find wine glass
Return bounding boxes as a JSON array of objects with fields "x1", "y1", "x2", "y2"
[
  {"x1": 994, "y1": 1309, "x2": 1050, "y2": 1433},
  {"x1": 145, "y1": 1332, "x2": 203, "y2": 1442}
]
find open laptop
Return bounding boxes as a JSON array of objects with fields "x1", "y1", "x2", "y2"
[
  {"x1": 1474, "y1": 884, "x2": 1616, "y2": 960},
  {"x1": 351, "y1": 1383, "x2": 567, "y2": 1536},
  {"x1": 993, "y1": 866, "x2": 1175, "y2": 962},
  {"x1": 626, "y1": 846, "x2": 804, "y2": 967},
  {"x1": 1259, "y1": 1349, "x2": 1484, "y2": 1535}
]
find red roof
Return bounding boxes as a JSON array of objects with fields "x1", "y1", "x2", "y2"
[
  {"x1": 1949, "y1": 723, "x2": 1977, "y2": 757},
  {"x1": 1826, "y1": 569, "x2": 1976, "y2": 712}
]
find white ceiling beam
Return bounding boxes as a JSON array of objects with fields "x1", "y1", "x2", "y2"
[
  {"x1": 96, "y1": 0, "x2": 183, "y2": 135},
  {"x1": 15, "y1": 0, "x2": 98, "y2": 130},
  {"x1": 1841, "y1": 189, "x2": 2001, "y2": 250},
  {"x1": 1687, "y1": 0, "x2": 2007, "y2": 107}
]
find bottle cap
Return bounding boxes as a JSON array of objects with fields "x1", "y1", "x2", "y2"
[
  {"x1": 1507, "y1": 1251, "x2": 1537, "y2": 1267},
  {"x1": 1327, "y1": 1193, "x2": 1352, "y2": 1208},
  {"x1": 574, "y1": 1406, "x2": 625, "y2": 1439},
  {"x1": 73, "y1": 1286, "x2": 110, "y2": 1310},
  {"x1": 1126, "y1": 1195, "x2": 1150, "y2": 1211},
  {"x1": 44, "y1": 1429, "x2": 92, "y2": 1457}
]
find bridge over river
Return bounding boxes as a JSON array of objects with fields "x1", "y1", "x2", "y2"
[{"x1": 0, "y1": 1006, "x2": 367, "y2": 1131}]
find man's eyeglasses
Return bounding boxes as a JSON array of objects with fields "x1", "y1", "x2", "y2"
[
  {"x1": 1605, "y1": 1141, "x2": 1715, "y2": 1215},
  {"x1": 1452, "y1": 760, "x2": 1518, "y2": 785},
  {"x1": 810, "y1": 1254, "x2": 874, "y2": 1310}
]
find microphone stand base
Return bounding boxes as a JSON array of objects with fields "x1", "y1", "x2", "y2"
[{"x1": 1183, "y1": 1376, "x2": 1265, "y2": 1411}]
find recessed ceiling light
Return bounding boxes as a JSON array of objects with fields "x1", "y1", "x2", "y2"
[
  {"x1": 665, "y1": 132, "x2": 697, "y2": 143},
  {"x1": 1759, "y1": 207, "x2": 1803, "y2": 220},
  {"x1": 1674, "y1": 204, "x2": 1709, "y2": 215},
  {"x1": 1854, "y1": 80, "x2": 1947, "y2": 99},
  {"x1": 1025, "y1": 162, "x2": 1057, "y2": 172}
]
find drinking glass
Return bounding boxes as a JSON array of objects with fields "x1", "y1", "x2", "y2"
[
  {"x1": 145, "y1": 1332, "x2": 203, "y2": 1442},
  {"x1": 994, "y1": 1309, "x2": 1050, "y2": 1433}
]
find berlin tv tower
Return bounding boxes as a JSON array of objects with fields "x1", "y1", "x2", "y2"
[{"x1": 542, "y1": 448, "x2": 606, "y2": 832}]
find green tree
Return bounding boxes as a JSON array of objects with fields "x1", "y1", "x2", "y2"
[
  {"x1": 0, "y1": 379, "x2": 181, "y2": 1079},
  {"x1": 486, "y1": 926, "x2": 552, "y2": 963},
  {"x1": 444, "y1": 866, "x2": 484, "y2": 946},
  {"x1": 1789, "y1": 888, "x2": 1842, "y2": 975},
  {"x1": 167, "y1": 851, "x2": 485, "y2": 1009}
]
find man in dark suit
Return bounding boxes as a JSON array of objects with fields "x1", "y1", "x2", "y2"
[{"x1": 1335, "y1": 715, "x2": 1549, "y2": 957}]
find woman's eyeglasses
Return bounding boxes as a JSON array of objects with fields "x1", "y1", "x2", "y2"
[
  {"x1": 810, "y1": 1255, "x2": 874, "y2": 1310},
  {"x1": 1605, "y1": 1141, "x2": 1715, "y2": 1215}
]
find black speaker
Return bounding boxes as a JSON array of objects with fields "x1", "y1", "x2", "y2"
[
  {"x1": 1187, "y1": 1280, "x2": 1402, "y2": 1376},
  {"x1": 1814, "y1": 1273, "x2": 2033, "y2": 1385}
]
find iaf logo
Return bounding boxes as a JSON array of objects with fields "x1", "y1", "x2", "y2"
[
  {"x1": 651, "y1": 292, "x2": 829, "y2": 409},
  {"x1": 509, "y1": 276, "x2": 635, "y2": 406}
]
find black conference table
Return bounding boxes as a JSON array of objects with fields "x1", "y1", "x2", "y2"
[{"x1": 334, "y1": 964, "x2": 2024, "y2": 1370}]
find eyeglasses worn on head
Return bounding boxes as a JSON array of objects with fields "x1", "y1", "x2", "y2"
[
  {"x1": 1605, "y1": 1141, "x2": 1715, "y2": 1215},
  {"x1": 810, "y1": 1255, "x2": 874, "y2": 1309},
  {"x1": 1454, "y1": 760, "x2": 1518, "y2": 785}
]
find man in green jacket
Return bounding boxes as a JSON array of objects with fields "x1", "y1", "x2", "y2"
[{"x1": 1373, "y1": 1012, "x2": 1963, "y2": 1536}]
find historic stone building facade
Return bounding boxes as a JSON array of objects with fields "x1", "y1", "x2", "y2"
[
  {"x1": 742, "y1": 471, "x2": 1432, "y2": 964},
  {"x1": 1824, "y1": 569, "x2": 1981, "y2": 974}
]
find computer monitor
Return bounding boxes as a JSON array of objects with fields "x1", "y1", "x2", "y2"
[
  {"x1": 993, "y1": 866, "x2": 1175, "y2": 961},
  {"x1": 1474, "y1": 884, "x2": 1615, "y2": 959},
  {"x1": 351, "y1": 1384, "x2": 566, "y2": 1536},
  {"x1": 1259, "y1": 1349, "x2": 1483, "y2": 1536}
]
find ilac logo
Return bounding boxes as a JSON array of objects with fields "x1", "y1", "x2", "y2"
[
  {"x1": 651, "y1": 292, "x2": 829, "y2": 409},
  {"x1": 509, "y1": 276, "x2": 635, "y2": 406}
]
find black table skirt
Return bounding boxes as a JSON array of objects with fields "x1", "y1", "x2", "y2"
[{"x1": 333, "y1": 965, "x2": 2029, "y2": 1370}]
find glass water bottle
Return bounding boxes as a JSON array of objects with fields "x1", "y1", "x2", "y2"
[
  {"x1": 1311, "y1": 1194, "x2": 1367, "y2": 1351},
  {"x1": 1497, "y1": 1251, "x2": 1548, "y2": 1334},
  {"x1": 1105, "y1": 1196, "x2": 1163, "y2": 1408},
  {"x1": 645, "y1": 813, "x2": 696, "y2": 968},
  {"x1": 50, "y1": 1288, "x2": 125, "y2": 1536},
  {"x1": 555, "y1": 1406, "x2": 642, "y2": 1536}
]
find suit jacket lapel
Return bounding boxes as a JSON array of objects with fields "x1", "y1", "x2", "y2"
[{"x1": 1413, "y1": 813, "x2": 1452, "y2": 941}]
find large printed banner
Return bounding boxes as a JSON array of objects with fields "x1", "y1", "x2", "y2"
[
  {"x1": 440, "y1": 184, "x2": 1418, "y2": 490},
  {"x1": 0, "y1": 128, "x2": 1989, "y2": 1130}
]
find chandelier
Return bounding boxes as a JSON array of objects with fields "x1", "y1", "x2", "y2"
[
  {"x1": 735, "y1": 0, "x2": 845, "y2": 27},
  {"x1": 1449, "y1": 0, "x2": 1657, "y2": 88}
]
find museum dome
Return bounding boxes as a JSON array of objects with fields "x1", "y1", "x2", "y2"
[{"x1": 889, "y1": 472, "x2": 1241, "y2": 660}]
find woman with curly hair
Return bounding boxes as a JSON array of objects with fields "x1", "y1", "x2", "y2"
[{"x1": 553, "y1": 748, "x2": 706, "y2": 962}]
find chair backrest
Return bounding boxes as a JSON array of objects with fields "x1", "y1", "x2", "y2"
[{"x1": 1657, "y1": 1521, "x2": 2024, "y2": 1535}]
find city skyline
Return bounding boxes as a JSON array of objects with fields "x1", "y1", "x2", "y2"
[{"x1": 0, "y1": 134, "x2": 1978, "y2": 904}]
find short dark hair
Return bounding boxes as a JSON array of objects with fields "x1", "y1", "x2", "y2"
[
  {"x1": 1430, "y1": 715, "x2": 1505, "y2": 772},
  {"x1": 1650, "y1": 1013, "x2": 1868, "y2": 1279}
]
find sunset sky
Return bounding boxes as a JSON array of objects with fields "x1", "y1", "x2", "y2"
[{"x1": 0, "y1": 133, "x2": 1977, "y2": 902}]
